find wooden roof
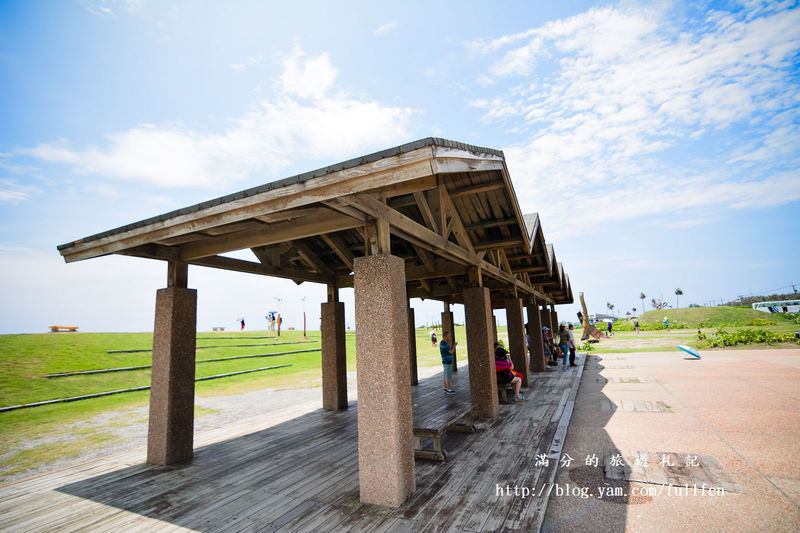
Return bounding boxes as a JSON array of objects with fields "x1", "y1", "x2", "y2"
[{"x1": 58, "y1": 138, "x2": 573, "y2": 305}]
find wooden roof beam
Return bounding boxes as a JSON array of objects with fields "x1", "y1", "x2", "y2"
[
  {"x1": 413, "y1": 191, "x2": 438, "y2": 234},
  {"x1": 320, "y1": 234, "x2": 355, "y2": 270},
  {"x1": 449, "y1": 180, "x2": 505, "y2": 198},
  {"x1": 464, "y1": 217, "x2": 516, "y2": 231},
  {"x1": 121, "y1": 244, "x2": 331, "y2": 284},
  {"x1": 251, "y1": 245, "x2": 281, "y2": 267},
  {"x1": 474, "y1": 238, "x2": 524, "y2": 252},
  {"x1": 337, "y1": 193, "x2": 546, "y2": 300},
  {"x1": 296, "y1": 242, "x2": 334, "y2": 276},
  {"x1": 440, "y1": 182, "x2": 475, "y2": 254},
  {"x1": 179, "y1": 209, "x2": 362, "y2": 261}
]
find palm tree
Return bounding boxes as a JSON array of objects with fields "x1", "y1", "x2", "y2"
[
  {"x1": 640, "y1": 292, "x2": 646, "y2": 312},
  {"x1": 675, "y1": 288, "x2": 684, "y2": 308},
  {"x1": 606, "y1": 302, "x2": 615, "y2": 316}
]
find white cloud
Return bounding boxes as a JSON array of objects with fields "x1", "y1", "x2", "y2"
[
  {"x1": 20, "y1": 47, "x2": 415, "y2": 189},
  {"x1": 83, "y1": 0, "x2": 145, "y2": 17},
  {"x1": 0, "y1": 179, "x2": 38, "y2": 204},
  {"x1": 230, "y1": 54, "x2": 263, "y2": 72},
  {"x1": 374, "y1": 21, "x2": 398, "y2": 36},
  {"x1": 276, "y1": 47, "x2": 337, "y2": 99},
  {"x1": 471, "y1": 3, "x2": 800, "y2": 239}
]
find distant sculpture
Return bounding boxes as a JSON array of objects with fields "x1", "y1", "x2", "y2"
[{"x1": 579, "y1": 292, "x2": 603, "y2": 342}]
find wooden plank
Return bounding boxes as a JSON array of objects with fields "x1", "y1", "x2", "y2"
[
  {"x1": 413, "y1": 191, "x2": 438, "y2": 233},
  {"x1": 179, "y1": 209, "x2": 362, "y2": 261},
  {"x1": 338, "y1": 193, "x2": 546, "y2": 300},
  {"x1": 0, "y1": 359, "x2": 587, "y2": 532},
  {"x1": 449, "y1": 180, "x2": 505, "y2": 198},
  {"x1": 320, "y1": 234, "x2": 355, "y2": 270},
  {"x1": 295, "y1": 242, "x2": 334, "y2": 276}
]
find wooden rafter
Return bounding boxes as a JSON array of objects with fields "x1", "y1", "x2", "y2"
[
  {"x1": 338, "y1": 193, "x2": 546, "y2": 300},
  {"x1": 449, "y1": 180, "x2": 505, "y2": 198},
  {"x1": 413, "y1": 191, "x2": 438, "y2": 234},
  {"x1": 295, "y1": 242, "x2": 333, "y2": 276},
  {"x1": 320, "y1": 234, "x2": 355, "y2": 270},
  {"x1": 439, "y1": 183, "x2": 475, "y2": 254},
  {"x1": 179, "y1": 209, "x2": 362, "y2": 261}
]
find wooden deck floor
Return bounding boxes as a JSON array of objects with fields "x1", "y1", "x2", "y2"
[{"x1": 0, "y1": 358, "x2": 584, "y2": 532}]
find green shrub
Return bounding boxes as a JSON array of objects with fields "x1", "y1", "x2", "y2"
[
  {"x1": 697, "y1": 318, "x2": 776, "y2": 328},
  {"x1": 773, "y1": 312, "x2": 800, "y2": 324},
  {"x1": 699, "y1": 328, "x2": 799, "y2": 348},
  {"x1": 579, "y1": 342, "x2": 595, "y2": 351},
  {"x1": 611, "y1": 320, "x2": 689, "y2": 331}
]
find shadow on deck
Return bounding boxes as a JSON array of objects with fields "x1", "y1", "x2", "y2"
[{"x1": 1, "y1": 361, "x2": 587, "y2": 532}]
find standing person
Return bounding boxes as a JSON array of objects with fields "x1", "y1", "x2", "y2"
[
  {"x1": 567, "y1": 324, "x2": 577, "y2": 367},
  {"x1": 633, "y1": 318, "x2": 640, "y2": 335},
  {"x1": 276, "y1": 314, "x2": 282, "y2": 337},
  {"x1": 558, "y1": 324, "x2": 570, "y2": 368},
  {"x1": 430, "y1": 330, "x2": 437, "y2": 347},
  {"x1": 240, "y1": 318, "x2": 245, "y2": 331},
  {"x1": 607, "y1": 320, "x2": 613, "y2": 336},
  {"x1": 663, "y1": 316, "x2": 670, "y2": 330},
  {"x1": 440, "y1": 331, "x2": 456, "y2": 394}
]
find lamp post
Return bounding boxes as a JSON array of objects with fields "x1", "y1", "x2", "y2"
[{"x1": 301, "y1": 297, "x2": 307, "y2": 338}]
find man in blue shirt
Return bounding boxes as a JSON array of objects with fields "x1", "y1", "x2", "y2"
[{"x1": 440, "y1": 331, "x2": 456, "y2": 394}]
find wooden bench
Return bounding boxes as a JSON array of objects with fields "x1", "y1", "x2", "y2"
[
  {"x1": 413, "y1": 401, "x2": 476, "y2": 461},
  {"x1": 497, "y1": 380, "x2": 515, "y2": 404},
  {"x1": 49, "y1": 325, "x2": 79, "y2": 333}
]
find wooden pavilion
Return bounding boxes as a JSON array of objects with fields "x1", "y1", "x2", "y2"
[{"x1": 57, "y1": 137, "x2": 573, "y2": 507}]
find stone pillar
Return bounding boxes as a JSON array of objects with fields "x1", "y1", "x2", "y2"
[
  {"x1": 463, "y1": 287, "x2": 499, "y2": 419},
  {"x1": 551, "y1": 304, "x2": 559, "y2": 331},
  {"x1": 442, "y1": 303, "x2": 457, "y2": 372},
  {"x1": 147, "y1": 287, "x2": 197, "y2": 465},
  {"x1": 408, "y1": 306, "x2": 418, "y2": 386},
  {"x1": 541, "y1": 307, "x2": 552, "y2": 331},
  {"x1": 321, "y1": 301, "x2": 347, "y2": 410},
  {"x1": 354, "y1": 254, "x2": 415, "y2": 507},
  {"x1": 527, "y1": 298, "x2": 546, "y2": 372},
  {"x1": 505, "y1": 298, "x2": 529, "y2": 387}
]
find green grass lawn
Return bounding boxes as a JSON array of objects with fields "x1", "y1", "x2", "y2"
[
  {"x1": 637, "y1": 305, "x2": 796, "y2": 327},
  {"x1": 3, "y1": 314, "x2": 796, "y2": 479},
  {"x1": 0, "y1": 325, "x2": 470, "y2": 467}
]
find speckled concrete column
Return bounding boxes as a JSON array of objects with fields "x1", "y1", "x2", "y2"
[
  {"x1": 147, "y1": 287, "x2": 197, "y2": 466},
  {"x1": 408, "y1": 307, "x2": 418, "y2": 386},
  {"x1": 543, "y1": 307, "x2": 554, "y2": 331},
  {"x1": 441, "y1": 308, "x2": 457, "y2": 371},
  {"x1": 321, "y1": 301, "x2": 347, "y2": 410},
  {"x1": 463, "y1": 287, "x2": 499, "y2": 419},
  {"x1": 527, "y1": 299, "x2": 546, "y2": 372},
  {"x1": 505, "y1": 298, "x2": 529, "y2": 387},
  {"x1": 354, "y1": 254, "x2": 415, "y2": 507}
]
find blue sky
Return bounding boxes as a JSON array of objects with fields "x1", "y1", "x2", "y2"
[{"x1": 1, "y1": 0, "x2": 798, "y2": 333}]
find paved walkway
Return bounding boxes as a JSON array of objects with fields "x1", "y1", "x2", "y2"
[{"x1": 543, "y1": 348, "x2": 800, "y2": 533}]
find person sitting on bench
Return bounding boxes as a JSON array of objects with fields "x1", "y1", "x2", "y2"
[
  {"x1": 494, "y1": 342, "x2": 524, "y2": 402},
  {"x1": 542, "y1": 327, "x2": 559, "y2": 366}
]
